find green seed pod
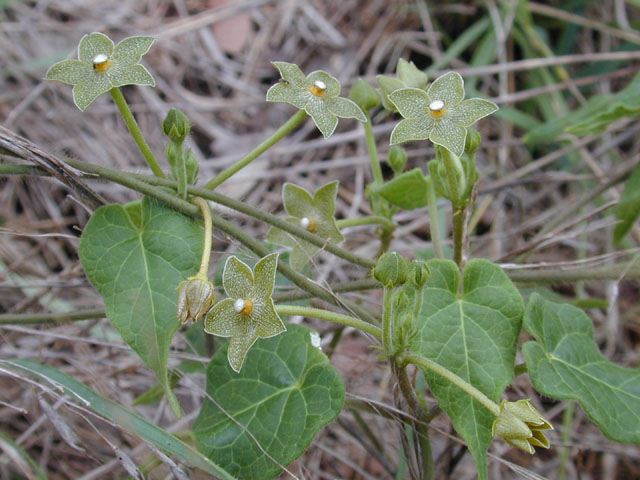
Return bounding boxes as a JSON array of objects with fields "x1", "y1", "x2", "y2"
[
  {"x1": 396, "y1": 58, "x2": 428, "y2": 89},
  {"x1": 349, "y1": 78, "x2": 380, "y2": 111},
  {"x1": 163, "y1": 108, "x2": 191, "y2": 143},
  {"x1": 374, "y1": 252, "x2": 410, "y2": 287},
  {"x1": 388, "y1": 146, "x2": 408, "y2": 175},
  {"x1": 411, "y1": 260, "x2": 431, "y2": 288}
]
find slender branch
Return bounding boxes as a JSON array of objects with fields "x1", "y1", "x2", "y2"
[
  {"x1": 0, "y1": 309, "x2": 105, "y2": 325},
  {"x1": 110, "y1": 88, "x2": 165, "y2": 178},
  {"x1": 382, "y1": 286, "x2": 393, "y2": 353},
  {"x1": 337, "y1": 215, "x2": 394, "y2": 230},
  {"x1": 400, "y1": 353, "x2": 500, "y2": 417},
  {"x1": 191, "y1": 197, "x2": 212, "y2": 277},
  {"x1": 204, "y1": 110, "x2": 307, "y2": 190},
  {"x1": 503, "y1": 262, "x2": 640, "y2": 283},
  {"x1": 426, "y1": 177, "x2": 444, "y2": 259},
  {"x1": 0, "y1": 164, "x2": 49, "y2": 176},
  {"x1": 275, "y1": 305, "x2": 381, "y2": 339},
  {"x1": 363, "y1": 113, "x2": 383, "y2": 185}
]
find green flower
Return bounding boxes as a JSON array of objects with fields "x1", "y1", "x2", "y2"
[
  {"x1": 204, "y1": 253, "x2": 285, "y2": 373},
  {"x1": 266, "y1": 62, "x2": 366, "y2": 138},
  {"x1": 492, "y1": 399, "x2": 553, "y2": 454},
  {"x1": 176, "y1": 275, "x2": 215, "y2": 324},
  {"x1": 46, "y1": 32, "x2": 155, "y2": 111},
  {"x1": 389, "y1": 72, "x2": 498, "y2": 156},
  {"x1": 267, "y1": 181, "x2": 344, "y2": 271}
]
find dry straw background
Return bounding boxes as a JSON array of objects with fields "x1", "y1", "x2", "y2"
[{"x1": 1, "y1": 1, "x2": 640, "y2": 479}]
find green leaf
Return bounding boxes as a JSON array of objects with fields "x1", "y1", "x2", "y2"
[
  {"x1": 614, "y1": 162, "x2": 640, "y2": 243},
  {"x1": 413, "y1": 259, "x2": 523, "y2": 479},
  {"x1": 522, "y1": 294, "x2": 640, "y2": 443},
  {"x1": 374, "y1": 168, "x2": 429, "y2": 210},
  {"x1": 79, "y1": 197, "x2": 203, "y2": 412},
  {"x1": 193, "y1": 324, "x2": 345, "y2": 480},
  {"x1": 0, "y1": 359, "x2": 235, "y2": 480}
]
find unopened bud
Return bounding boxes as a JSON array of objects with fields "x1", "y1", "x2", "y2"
[
  {"x1": 177, "y1": 276, "x2": 215, "y2": 323},
  {"x1": 396, "y1": 58, "x2": 428, "y2": 89},
  {"x1": 492, "y1": 399, "x2": 553, "y2": 454},
  {"x1": 388, "y1": 146, "x2": 408, "y2": 175},
  {"x1": 163, "y1": 108, "x2": 191, "y2": 143},
  {"x1": 349, "y1": 78, "x2": 380, "y2": 111},
  {"x1": 374, "y1": 252, "x2": 409, "y2": 287},
  {"x1": 411, "y1": 260, "x2": 431, "y2": 288}
]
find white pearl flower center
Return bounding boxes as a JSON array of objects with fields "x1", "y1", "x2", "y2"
[
  {"x1": 300, "y1": 217, "x2": 311, "y2": 229},
  {"x1": 429, "y1": 100, "x2": 445, "y2": 111},
  {"x1": 233, "y1": 299, "x2": 246, "y2": 313},
  {"x1": 314, "y1": 80, "x2": 327, "y2": 90},
  {"x1": 93, "y1": 54, "x2": 109, "y2": 65}
]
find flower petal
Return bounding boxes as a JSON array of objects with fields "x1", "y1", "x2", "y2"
[
  {"x1": 254, "y1": 298, "x2": 286, "y2": 338},
  {"x1": 388, "y1": 88, "x2": 430, "y2": 119},
  {"x1": 305, "y1": 98, "x2": 338, "y2": 138},
  {"x1": 266, "y1": 81, "x2": 309, "y2": 109},
  {"x1": 307, "y1": 71, "x2": 340, "y2": 97},
  {"x1": 78, "y1": 32, "x2": 114, "y2": 64},
  {"x1": 429, "y1": 119, "x2": 467, "y2": 157},
  {"x1": 252, "y1": 252, "x2": 279, "y2": 300},
  {"x1": 227, "y1": 320, "x2": 259, "y2": 372},
  {"x1": 204, "y1": 299, "x2": 241, "y2": 337},
  {"x1": 427, "y1": 71, "x2": 465, "y2": 107},
  {"x1": 448, "y1": 98, "x2": 498, "y2": 127},
  {"x1": 266, "y1": 218, "x2": 298, "y2": 249},
  {"x1": 315, "y1": 219, "x2": 344, "y2": 245},
  {"x1": 290, "y1": 244, "x2": 316, "y2": 271},
  {"x1": 312, "y1": 180, "x2": 339, "y2": 218},
  {"x1": 107, "y1": 64, "x2": 155, "y2": 87},
  {"x1": 390, "y1": 116, "x2": 435, "y2": 145},
  {"x1": 283, "y1": 183, "x2": 315, "y2": 218},
  {"x1": 271, "y1": 61, "x2": 308, "y2": 89},
  {"x1": 325, "y1": 96, "x2": 366, "y2": 122},
  {"x1": 45, "y1": 60, "x2": 92, "y2": 85},
  {"x1": 112, "y1": 36, "x2": 155, "y2": 66},
  {"x1": 222, "y1": 256, "x2": 254, "y2": 300},
  {"x1": 72, "y1": 74, "x2": 112, "y2": 111}
]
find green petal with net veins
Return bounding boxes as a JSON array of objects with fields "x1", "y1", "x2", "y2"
[
  {"x1": 111, "y1": 36, "x2": 155, "y2": 65},
  {"x1": 254, "y1": 298, "x2": 286, "y2": 338},
  {"x1": 272, "y1": 61, "x2": 308, "y2": 89},
  {"x1": 283, "y1": 183, "x2": 315, "y2": 218},
  {"x1": 429, "y1": 120, "x2": 467, "y2": 157},
  {"x1": 222, "y1": 256, "x2": 254, "y2": 300},
  {"x1": 252, "y1": 252, "x2": 279, "y2": 301},
  {"x1": 45, "y1": 59, "x2": 92, "y2": 85},
  {"x1": 78, "y1": 32, "x2": 114, "y2": 64},
  {"x1": 390, "y1": 117, "x2": 434, "y2": 144},
  {"x1": 325, "y1": 96, "x2": 366, "y2": 122},
  {"x1": 108, "y1": 64, "x2": 155, "y2": 88},
  {"x1": 306, "y1": 100, "x2": 338, "y2": 138},
  {"x1": 389, "y1": 88, "x2": 431, "y2": 119},
  {"x1": 72, "y1": 74, "x2": 112, "y2": 111},
  {"x1": 313, "y1": 180, "x2": 339, "y2": 218},
  {"x1": 193, "y1": 324, "x2": 344, "y2": 480},
  {"x1": 307, "y1": 70, "x2": 341, "y2": 97},
  {"x1": 227, "y1": 320, "x2": 259, "y2": 373},
  {"x1": 449, "y1": 98, "x2": 498, "y2": 127},
  {"x1": 266, "y1": 82, "x2": 309, "y2": 109},
  {"x1": 205, "y1": 299, "x2": 241, "y2": 337},
  {"x1": 427, "y1": 71, "x2": 465, "y2": 107},
  {"x1": 523, "y1": 294, "x2": 640, "y2": 443}
]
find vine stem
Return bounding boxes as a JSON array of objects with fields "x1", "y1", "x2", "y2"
[
  {"x1": 363, "y1": 112, "x2": 383, "y2": 185},
  {"x1": 382, "y1": 286, "x2": 393, "y2": 353},
  {"x1": 336, "y1": 215, "x2": 394, "y2": 230},
  {"x1": 110, "y1": 88, "x2": 165, "y2": 178},
  {"x1": 425, "y1": 176, "x2": 444, "y2": 259},
  {"x1": 204, "y1": 110, "x2": 308, "y2": 190},
  {"x1": 400, "y1": 353, "x2": 500, "y2": 417},
  {"x1": 441, "y1": 151, "x2": 465, "y2": 267},
  {"x1": 275, "y1": 305, "x2": 381, "y2": 339},
  {"x1": 191, "y1": 197, "x2": 212, "y2": 277}
]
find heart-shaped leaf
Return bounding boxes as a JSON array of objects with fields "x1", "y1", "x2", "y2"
[
  {"x1": 523, "y1": 294, "x2": 640, "y2": 443},
  {"x1": 193, "y1": 324, "x2": 344, "y2": 480},
  {"x1": 413, "y1": 259, "x2": 523, "y2": 479},
  {"x1": 374, "y1": 168, "x2": 429, "y2": 210},
  {"x1": 79, "y1": 197, "x2": 203, "y2": 412}
]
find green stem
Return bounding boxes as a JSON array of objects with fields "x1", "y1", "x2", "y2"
[
  {"x1": 382, "y1": 286, "x2": 393, "y2": 353},
  {"x1": 275, "y1": 305, "x2": 381, "y2": 339},
  {"x1": 191, "y1": 197, "x2": 212, "y2": 277},
  {"x1": 400, "y1": 353, "x2": 501, "y2": 417},
  {"x1": 65, "y1": 158, "x2": 376, "y2": 270},
  {"x1": 558, "y1": 400, "x2": 575, "y2": 480},
  {"x1": 337, "y1": 215, "x2": 394, "y2": 230},
  {"x1": 441, "y1": 151, "x2": 465, "y2": 267},
  {"x1": 204, "y1": 110, "x2": 307, "y2": 190},
  {"x1": 0, "y1": 164, "x2": 49, "y2": 176},
  {"x1": 110, "y1": 88, "x2": 165, "y2": 178},
  {"x1": 364, "y1": 112, "x2": 383, "y2": 185},
  {"x1": 425, "y1": 177, "x2": 444, "y2": 259},
  {"x1": 0, "y1": 309, "x2": 105, "y2": 325},
  {"x1": 452, "y1": 209, "x2": 465, "y2": 268}
]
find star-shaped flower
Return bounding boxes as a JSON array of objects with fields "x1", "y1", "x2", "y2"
[
  {"x1": 389, "y1": 72, "x2": 498, "y2": 156},
  {"x1": 266, "y1": 61, "x2": 366, "y2": 138},
  {"x1": 492, "y1": 399, "x2": 553, "y2": 454},
  {"x1": 46, "y1": 32, "x2": 155, "y2": 111},
  {"x1": 204, "y1": 253, "x2": 286, "y2": 373},
  {"x1": 267, "y1": 181, "x2": 344, "y2": 271}
]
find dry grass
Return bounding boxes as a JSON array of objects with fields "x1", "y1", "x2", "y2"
[{"x1": 1, "y1": 1, "x2": 640, "y2": 479}]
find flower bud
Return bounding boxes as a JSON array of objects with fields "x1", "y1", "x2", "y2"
[
  {"x1": 349, "y1": 78, "x2": 380, "y2": 111},
  {"x1": 185, "y1": 149, "x2": 199, "y2": 184},
  {"x1": 411, "y1": 260, "x2": 431, "y2": 288},
  {"x1": 376, "y1": 75, "x2": 405, "y2": 112},
  {"x1": 464, "y1": 128, "x2": 482, "y2": 157},
  {"x1": 163, "y1": 108, "x2": 191, "y2": 143},
  {"x1": 374, "y1": 252, "x2": 410, "y2": 287},
  {"x1": 396, "y1": 58, "x2": 428, "y2": 89},
  {"x1": 492, "y1": 399, "x2": 553, "y2": 454},
  {"x1": 388, "y1": 146, "x2": 408, "y2": 175},
  {"x1": 177, "y1": 276, "x2": 215, "y2": 323}
]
